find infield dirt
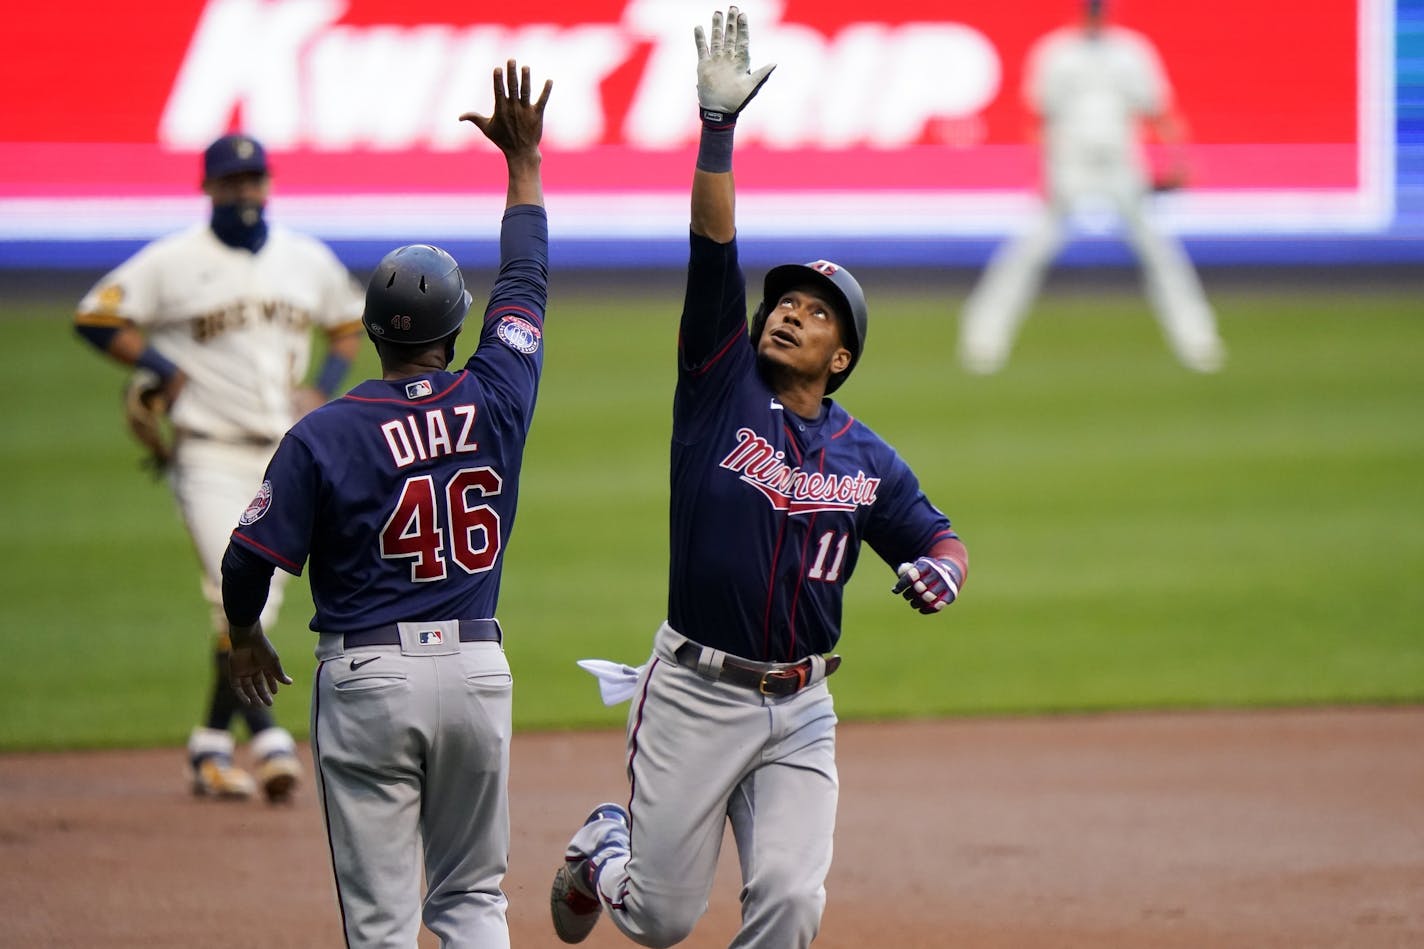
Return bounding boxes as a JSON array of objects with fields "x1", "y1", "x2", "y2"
[{"x1": 2, "y1": 707, "x2": 1421, "y2": 948}]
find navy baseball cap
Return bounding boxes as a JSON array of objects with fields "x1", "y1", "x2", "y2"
[{"x1": 203, "y1": 134, "x2": 269, "y2": 180}]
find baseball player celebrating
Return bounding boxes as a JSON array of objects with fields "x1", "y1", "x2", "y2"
[
  {"x1": 220, "y1": 61, "x2": 551, "y2": 948},
  {"x1": 74, "y1": 133, "x2": 364, "y2": 802},
  {"x1": 548, "y1": 10, "x2": 968, "y2": 947},
  {"x1": 958, "y1": 0, "x2": 1225, "y2": 374}
]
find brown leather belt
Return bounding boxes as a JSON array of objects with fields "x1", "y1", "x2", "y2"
[
  {"x1": 673, "y1": 641, "x2": 841, "y2": 697},
  {"x1": 343, "y1": 618, "x2": 502, "y2": 648}
]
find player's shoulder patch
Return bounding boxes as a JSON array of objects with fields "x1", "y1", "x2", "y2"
[
  {"x1": 495, "y1": 314, "x2": 541, "y2": 355},
  {"x1": 95, "y1": 283, "x2": 125, "y2": 315},
  {"x1": 238, "y1": 480, "x2": 273, "y2": 526}
]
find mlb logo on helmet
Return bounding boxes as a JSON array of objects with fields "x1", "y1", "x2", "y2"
[
  {"x1": 808, "y1": 260, "x2": 839, "y2": 276},
  {"x1": 418, "y1": 629, "x2": 444, "y2": 646}
]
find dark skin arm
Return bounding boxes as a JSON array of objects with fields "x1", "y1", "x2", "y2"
[
  {"x1": 80, "y1": 322, "x2": 188, "y2": 403},
  {"x1": 692, "y1": 155, "x2": 845, "y2": 417},
  {"x1": 292, "y1": 324, "x2": 363, "y2": 414},
  {"x1": 379, "y1": 60, "x2": 553, "y2": 383},
  {"x1": 691, "y1": 167, "x2": 736, "y2": 244}
]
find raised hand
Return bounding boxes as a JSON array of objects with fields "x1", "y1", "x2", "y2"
[
  {"x1": 694, "y1": 6, "x2": 775, "y2": 121},
  {"x1": 460, "y1": 60, "x2": 553, "y2": 158}
]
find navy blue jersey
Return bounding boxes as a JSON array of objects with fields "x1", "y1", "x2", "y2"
[
  {"x1": 229, "y1": 207, "x2": 548, "y2": 634},
  {"x1": 669, "y1": 233, "x2": 956, "y2": 662}
]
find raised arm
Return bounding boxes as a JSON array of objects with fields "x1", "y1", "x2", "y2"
[
  {"x1": 461, "y1": 60, "x2": 553, "y2": 210},
  {"x1": 690, "y1": 7, "x2": 775, "y2": 242}
]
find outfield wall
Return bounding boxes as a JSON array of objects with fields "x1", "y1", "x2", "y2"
[{"x1": 1, "y1": 0, "x2": 1420, "y2": 270}]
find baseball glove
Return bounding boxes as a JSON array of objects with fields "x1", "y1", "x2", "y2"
[
  {"x1": 123, "y1": 368, "x2": 173, "y2": 474},
  {"x1": 1151, "y1": 169, "x2": 1187, "y2": 193}
]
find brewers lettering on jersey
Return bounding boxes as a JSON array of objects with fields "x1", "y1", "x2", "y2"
[
  {"x1": 73, "y1": 131, "x2": 364, "y2": 805},
  {"x1": 548, "y1": 10, "x2": 971, "y2": 948},
  {"x1": 219, "y1": 59, "x2": 552, "y2": 947}
]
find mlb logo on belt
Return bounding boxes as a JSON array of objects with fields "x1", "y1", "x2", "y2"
[{"x1": 418, "y1": 629, "x2": 444, "y2": 645}]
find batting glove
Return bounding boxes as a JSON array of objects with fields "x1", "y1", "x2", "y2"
[
  {"x1": 892, "y1": 557, "x2": 962, "y2": 614},
  {"x1": 694, "y1": 6, "x2": 776, "y2": 124}
]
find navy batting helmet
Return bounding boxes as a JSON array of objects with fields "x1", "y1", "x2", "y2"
[
  {"x1": 750, "y1": 260, "x2": 868, "y2": 394},
  {"x1": 363, "y1": 244, "x2": 472, "y2": 346}
]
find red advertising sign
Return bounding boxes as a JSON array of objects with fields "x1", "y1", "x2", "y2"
[{"x1": 0, "y1": 0, "x2": 1391, "y2": 240}]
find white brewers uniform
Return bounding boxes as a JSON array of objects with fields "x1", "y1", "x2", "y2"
[
  {"x1": 78, "y1": 223, "x2": 364, "y2": 633},
  {"x1": 959, "y1": 24, "x2": 1223, "y2": 373}
]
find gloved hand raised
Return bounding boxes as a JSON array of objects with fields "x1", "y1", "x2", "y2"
[
  {"x1": 694, "y1": 6, "x2": 776, "y2": 123},
  {"x1": 892, "y1": 557, "x2": 963, "y2": 614}
]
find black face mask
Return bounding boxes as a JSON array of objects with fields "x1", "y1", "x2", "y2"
[{"x1": 210, "y1": 202, "x2": 268, "y2": 253}]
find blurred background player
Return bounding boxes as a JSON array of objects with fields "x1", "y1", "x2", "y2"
[
  {"x1": 221, "y1": 61, "x2": 551, "y2": 945},
  {"x1": 74, "y1": 133, "x2": 364, "y2": 802},
  {"x1": 548, "y1": 9, "x2": 967, "y2": 947},
  {"x1": 958, "y1": 0, "x2": 1225, "y2": 374}
]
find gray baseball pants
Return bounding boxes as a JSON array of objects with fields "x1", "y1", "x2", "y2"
[
  {"x1": 311, "y1": 624, "x2": 513, "y2": 948},
  {"x1": 590, "y1": 623, "x2": 839, "y2": 949}
]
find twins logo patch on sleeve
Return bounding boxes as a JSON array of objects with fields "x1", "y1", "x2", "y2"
[
  {"x1": 239, "y1": 480, "x2": 273, "y2": 525},
  {"x1": 496, "y1": 314, "x2": 541, "y2": 354}
]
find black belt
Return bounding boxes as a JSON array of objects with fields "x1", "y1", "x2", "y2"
[
  {"x1": 673, "y1": 641, "x2": 841, "y2": 697},
  {"x1": 343, "y1": 618, "x2": 502, "y2": 648}
]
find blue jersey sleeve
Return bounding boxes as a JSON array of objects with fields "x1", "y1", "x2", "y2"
[
  {"x1": 228, "y1": 433, "x2": 321, "y2": 576},
  {"x1": 464, "y1": 205, "x2": 548, "y2": 429},
  {"x1": 674, "y1": 232, "x2": 760, "y2": 445},
  {"x1": 678, "y1": 230, "x2": 750, "y2": 372},
  {"x1": 861, "y1": 448, "x2": 958, "y2": 570}
]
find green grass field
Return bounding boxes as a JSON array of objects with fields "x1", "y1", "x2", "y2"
[{"x1": 3, "y1": 274, "x2": 1421, "y2": 750}]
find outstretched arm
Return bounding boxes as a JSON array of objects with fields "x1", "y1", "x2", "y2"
[
  {"x1": 293, "y1": 324, "x2": 361, "y2": 414},
  {"x1": 74, "y1": 318, "x2": 187, "y2": 404},
  {"x1": 461, "y1": 60, "x2": 553, "y2": 210},
  {"x1": 690, "y1": 6, "x2": 775, "y2": 242},
  {"x1": 691, "y1": 167, "x2": 735, "y2": 244}
]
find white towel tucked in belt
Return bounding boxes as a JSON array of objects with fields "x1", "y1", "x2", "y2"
[{"x1": 576, "y1": 659, "x2": 645, "y2": 705}]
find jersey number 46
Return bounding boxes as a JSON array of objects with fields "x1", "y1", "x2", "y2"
[{"x1": 380, "y1": 466, "x2": 503, "y2": 582}]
